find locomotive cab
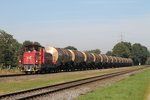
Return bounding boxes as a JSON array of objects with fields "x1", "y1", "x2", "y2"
[{"x1": 19, "y1": 44, "x2": 44, "y2": 74}]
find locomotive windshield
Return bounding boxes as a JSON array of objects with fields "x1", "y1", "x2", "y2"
[{"x1": 24, "y1": 44, "x2": 42, "y2": 52}]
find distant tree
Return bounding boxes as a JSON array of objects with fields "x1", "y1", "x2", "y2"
[
  {"x1": 146, "y1": 57, "x2": 150, "y2": 65},
  {"x1": 33, "y1": 42, "x2": 41, "y2": 46},
  {"x1": 106, "y1": 51, "x2": 112, "y2": 56},
  {"x1": 22, "y1": 40, "x2": 32, "y2": 45},
  {"x1": 85, "y1": 49, "x2": 101, "y2": 54},
  {"x1": 0, "y1": 30, "x2": 21, "y2": 68},
  {"x1": 131, "y1": 43, "x2": 149, "y2": 65},
  {"x1": 112, "y1": 42, "x2": 131, "y2": 58},
  {"x1": 112, "y1": 42, "x2": 149, "y2": 65},
  {"x1": 64, "y1": 46, "x2": 77, "y2": 50}
]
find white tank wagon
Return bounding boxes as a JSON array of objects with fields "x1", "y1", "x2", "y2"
[
  {"x1": 107, "y1": 56, "x2": 114, "y2": 67},
  {"x1": 68, "y1": 50, "x2": 85, "y2": 70},
  {"x1": 100, "y1": 54, "x2": 109, "y2": 68},
  {"x1": 83, "y1": 52, "x2": 94, "y2": 63},
  {"x1": 91, "y1": 53, "x2": 102, "y2": 69},
  {"x1": 45, "y1": 47, "x2": 73, "y2": 71}
]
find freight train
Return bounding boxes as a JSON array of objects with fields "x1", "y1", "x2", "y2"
[{"x1": 19, "y1": 44, "x2": 133, "y2": 74}]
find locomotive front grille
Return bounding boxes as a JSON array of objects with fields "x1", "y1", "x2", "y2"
[{"x1": 21, "y1": 65, "x2": 41, "y2": 72}]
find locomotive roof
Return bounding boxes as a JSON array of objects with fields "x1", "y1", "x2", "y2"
[{"x1": 24, "y1": 44, "x2": 44, "y2": 48}]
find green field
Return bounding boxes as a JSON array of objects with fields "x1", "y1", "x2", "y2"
[{"x1": 78, "y1": 68, "x2": 150, "y2": 100}]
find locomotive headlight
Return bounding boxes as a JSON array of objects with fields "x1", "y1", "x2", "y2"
[
  {"x1": 19, "y1": 60, "x2": 21, "y2": 64},
  {"x1": 36, "y1": 60, "x2": 38, "y2": 63}
]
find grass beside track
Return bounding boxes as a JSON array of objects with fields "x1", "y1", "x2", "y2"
[
  {"x1": 0, "y1": 69, "x2": 22, "y2": 75},
  {"x1": 0, "y1": 66, "x2": 145, "y2": 94},
  {"x1": 78, "y1": 68, "x2": 150, "y2": 100}
]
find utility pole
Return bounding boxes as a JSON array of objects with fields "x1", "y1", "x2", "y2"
[{"x1": 120, "y1": 32, "x2": 124, "y2": 42}]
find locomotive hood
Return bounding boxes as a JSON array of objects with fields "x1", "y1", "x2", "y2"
[{"x1": 23, "y1": 51, "x2": 37, "y2": 65}]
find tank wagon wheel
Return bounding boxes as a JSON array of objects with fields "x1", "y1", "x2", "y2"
[{"x1": 25, "y1": 71, "x2": 32, "y2": 74}]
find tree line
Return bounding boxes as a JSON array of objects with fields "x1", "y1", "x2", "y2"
[
  {"x1": 0, "y1": 30, "x2": 41, "y2": 69},
  {"x1": 0, "y1": 30, "x2": 150, "y2": 69},
  {"x1": 106, "y1": 42, "x2": 150, "y2": 65}
]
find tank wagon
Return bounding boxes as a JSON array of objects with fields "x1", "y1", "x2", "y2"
[{"x1": 19, "y1": 44, "x2": 133, "y2": 74}]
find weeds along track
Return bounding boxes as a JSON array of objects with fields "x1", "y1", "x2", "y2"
[
  {"x1": 0, "y1": 67, "x2": 148, "y2": 100},
  {"x1": 0, "y1": 71, "x2": 66, "y2": 78}
]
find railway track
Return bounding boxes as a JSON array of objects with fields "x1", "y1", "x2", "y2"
[
  {"x1": 0, "y1": 67, "x2": 148, "y2": 100},
  {"x1": 0, "y1": 66, "x2": 147, "y2": 78},
  {"x1": 0, "y1": 68, "x2": 133, "y2": 78},
  {"x1": 0, "y1": 72, "x2": 63, "y2": 78},
  {"x1": 0, "y1": 74, "x2": 28, "y2": 78}
]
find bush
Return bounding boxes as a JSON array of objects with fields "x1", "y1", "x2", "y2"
[{"x1": 146, "y1": 57, "x2": 150, "y2": 65}]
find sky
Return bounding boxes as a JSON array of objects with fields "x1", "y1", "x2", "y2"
[{"x1": 0, "y1": 0, "x2": 150, "y2": 53}]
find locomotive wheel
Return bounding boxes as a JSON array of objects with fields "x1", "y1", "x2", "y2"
[{"x1": 25, "y1": 71, "x2": 32, "y2": 74}]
